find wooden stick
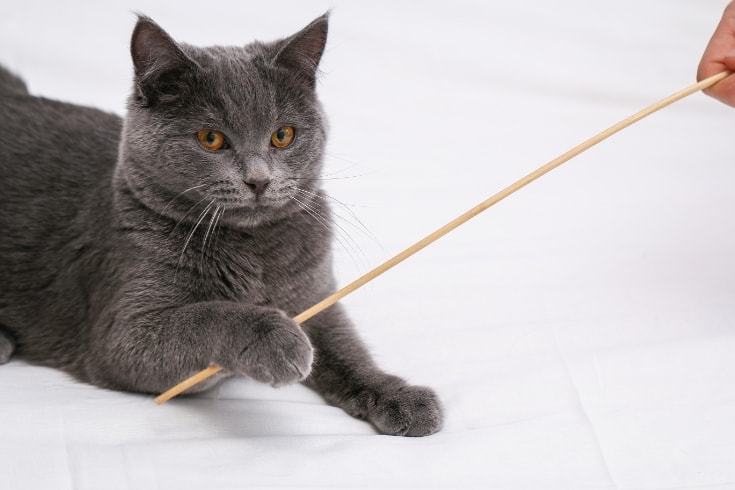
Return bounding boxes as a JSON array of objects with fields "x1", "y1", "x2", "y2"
[{"x1": 154, "y1": 71, "x2": 730, "y2": 406}]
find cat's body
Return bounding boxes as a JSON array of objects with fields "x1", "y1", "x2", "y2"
[{"x1": 0, "y1": 16, "x2": 442, "y2": 436}]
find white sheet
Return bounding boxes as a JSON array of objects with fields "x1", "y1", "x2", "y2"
[{"x1": 1, "y1": 1, "x2": 734, "y2": 489}]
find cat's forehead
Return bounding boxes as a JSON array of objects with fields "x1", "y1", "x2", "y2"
[
  {"x1": 183, "y1": 43, "x2": 263, "y2": 80},
  {"x1": 175, "y1": 42, "x2": 313, "y2": 130},
  {"x1": 187, "y1": 44, "x2": 288, "y2": 96}
]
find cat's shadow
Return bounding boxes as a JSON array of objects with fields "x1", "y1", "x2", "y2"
[{"x1": 156, "y1": 379, "x2": 376, "y2": 438}]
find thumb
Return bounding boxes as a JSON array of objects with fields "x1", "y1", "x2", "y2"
[{"x1": 726, "y1": 50, "x2": 735, "y2": 71}]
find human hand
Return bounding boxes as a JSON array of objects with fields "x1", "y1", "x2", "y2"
[{"x1": 697, "y1": 1, "x2": 735, "y2": 106}]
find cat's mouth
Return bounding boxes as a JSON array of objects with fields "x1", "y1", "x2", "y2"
[
  {"x1": 209, "y1": 194, "x2": 288, "y2": 211},
  {"x1": 157, "y1": 182, "x2": 299, "y2": 228}
]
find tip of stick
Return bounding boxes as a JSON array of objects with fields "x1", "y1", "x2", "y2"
[
  {"x1": 154, "y1": 394, "x2": 170, "y2": 405},
  {"x1": 154, "y1": 364, "x2": 224, "y2": 405}
]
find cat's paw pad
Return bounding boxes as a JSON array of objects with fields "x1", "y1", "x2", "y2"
[
  {"x1": 236, "y1": 312, "x2": 313, "y2": 387},
  {"x1": 366, "y1": 383, "x2": 443, "y2": 437}
]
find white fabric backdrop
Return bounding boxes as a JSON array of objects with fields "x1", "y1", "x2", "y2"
[{"x1": 1, "y1": 1, "x2": 734, "y2": 489}]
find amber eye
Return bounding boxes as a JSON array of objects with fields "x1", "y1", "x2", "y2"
[
  {"x1": 271, "y1": 126, "x2": 295, "y2": 148},
  {"x1": 197, "y1": 130, "x2": 227, "y2": 151}
]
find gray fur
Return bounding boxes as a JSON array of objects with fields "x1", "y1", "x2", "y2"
[
  {"x1": 0, "y1": 65, "x2": 27, "y2": 95},
  {"x1": 0, "y1": 15, "x2": 442, "y2": 436}
]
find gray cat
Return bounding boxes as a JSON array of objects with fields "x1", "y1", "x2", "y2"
[{"x1": 0, "y1": 15, "x2": 442, "y2": 436}]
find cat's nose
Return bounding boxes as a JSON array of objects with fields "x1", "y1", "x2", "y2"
[{"x1": 244, "y1": 179, "x2": 270, "y2": 200}]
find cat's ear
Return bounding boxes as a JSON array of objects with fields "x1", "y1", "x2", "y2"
[
  {"x1": 273, "y1": 13, "x2": 329, "y2": 87},
  {"x1": 130, "y1": 15, "x2": 199, "y2": 106}
]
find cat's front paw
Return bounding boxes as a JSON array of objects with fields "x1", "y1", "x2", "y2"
[
  {"x1": 355, "y1": 378, "x2": 443, "y2": 437},
  {"x1": 233, "y1": 310, "x2": 314, "y2": 387},
  {"x1": 0, "y1": 329, "x2": 15, "y2": 364}
]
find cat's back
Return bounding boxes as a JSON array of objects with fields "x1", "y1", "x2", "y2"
[
  {"x1": 0, "y1": 65, "x2": 28, "y2": 95},
  {"x1": 0, "y1": 67, "x2": 124, "y2": 357},
  {"x1": 0, "y1": 67, "x2": 122, "y2": 228},
  {"x1": 0, "y1": 67, "x2": 122, "y2": 299},
  {"x1": 0, "y1": 68, "x2": 122, "y2": 189}
]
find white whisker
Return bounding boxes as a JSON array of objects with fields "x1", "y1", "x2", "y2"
[
  {"x1": 289, "y1": 193, "x2": 369, "y2": 271},
  {"x1": 293, "y1": 187, "x2": 382, "y2": 251},
  {"x1": 161, "y1": 183, "x2": 207, "y2": 216},
  {"x1": 171, "y1": 195, "x2": 211, "y2": 236},
  {"x1": 202, "y1": 205, "x2": 222, "y2": 258},
  {"x1": 212, "y1": 206, "x2": 226, "y2": 252},
  {"x1": 177, "y1": 199, "x2": 216, "y2": 272}
]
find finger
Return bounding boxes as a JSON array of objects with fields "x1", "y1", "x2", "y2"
[
  {"x1": 698, "y1": 4, "x2": 735, "y2": 77},
  {"x1": 697, "y1": 3, "x2": 735, "y2": 105}
]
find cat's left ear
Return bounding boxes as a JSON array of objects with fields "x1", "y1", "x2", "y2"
[
  {"x1": 130, "y1": 15, "x2": 199, "y2": 106},
  {"x1": 273, "y1": 13, "x2": 329, "y2": 87}
]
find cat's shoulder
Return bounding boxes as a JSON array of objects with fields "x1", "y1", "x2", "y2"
[
  {"x1": 0, "y1": 64, "x2": 28, "y2": 95},
  {"x1": 0, "y1": 67, "x2": 123, "y2": 200},
  {"x1": 0, "y1": 66, "x2": 122, "y2": 141}
]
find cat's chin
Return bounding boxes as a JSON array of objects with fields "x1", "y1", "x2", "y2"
[{"x1": 220, "y1": 200, "x2": 297, "y2": 229}]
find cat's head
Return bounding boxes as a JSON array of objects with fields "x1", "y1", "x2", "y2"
[{"x1": 117, "y1": 14, "x2": 329, "y2": 229}]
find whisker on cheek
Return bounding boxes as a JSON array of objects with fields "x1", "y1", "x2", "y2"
[
  {"x1": 288, "y1": 193, "x2": 370, "y2": 272},
  {"x1": 201, "y1": 204, "x2": 222, "y2": 260},
  {"x1": 292, "y1": 186, "x2": 382, "y2": 252},
  {"x1": 161, "y1": 183, "x2": 208, "y2": 216},
  {"x1": 177, "y1": 199, "x2": 216, "y2": 275},
  {"x1": 171, "y1": 195, "x2": 211, "y2": 236},
  {"x1": 212, "y1": 206, "x2": 226, "y2": 252}
]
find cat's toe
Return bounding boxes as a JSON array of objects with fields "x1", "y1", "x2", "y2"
[
  {"x1": 369, "y1": 384, "x2": 443, "y2": 437},
  {"x1": 0, "y1": 330, "x2": 15, "y2": 364},
  {"x1": 236, "y1": 313, "x2": 314, "y2": 387}
]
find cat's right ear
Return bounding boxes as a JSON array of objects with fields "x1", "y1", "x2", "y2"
[
  {"x1": 130, "y1": 15, "x2": 198, "y2": 107},
  {"x1": 273, "y1": 14, "x2": 329, "y2": 88}
]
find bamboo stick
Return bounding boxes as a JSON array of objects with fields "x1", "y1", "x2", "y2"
[{"x1": 154, "y1": 70, "x2": 730, "y2": 406}]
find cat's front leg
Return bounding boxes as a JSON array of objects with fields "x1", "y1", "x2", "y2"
[
  {"x1": 302, "y1": 305, "x2": 443, "y2": 437},
  {"x1": 0, "y1": 328, "x2": 15, "y2": 364},
  {"x1": 89, "y1": 301, "x2": 313, "y2": 394}
]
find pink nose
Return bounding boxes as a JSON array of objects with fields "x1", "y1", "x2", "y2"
[{"x1": 244, "y1": 179, "x2": 270, "y2": 199}]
